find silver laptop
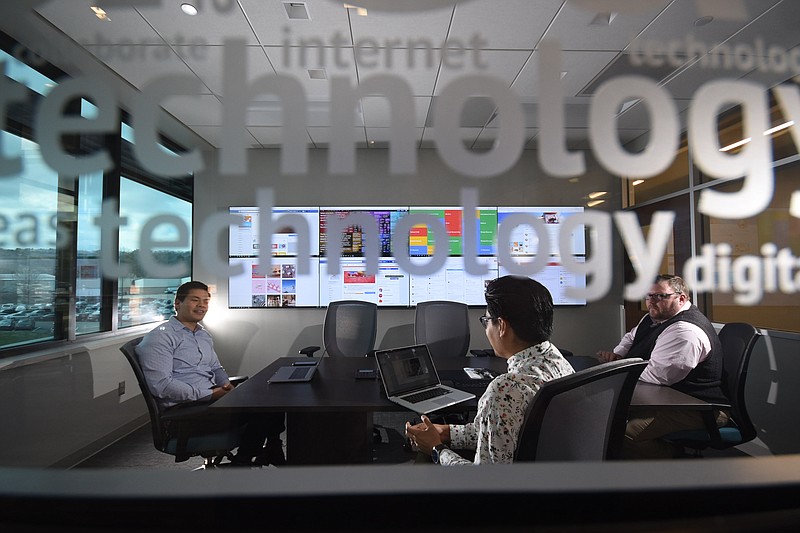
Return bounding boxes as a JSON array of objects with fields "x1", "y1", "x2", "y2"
[
  {"x1": 375, "y1": 344, "x2": 475, "y2": 414},
  {"x1": 268, "y1": 364, "x2": 318, "y2": 383}
]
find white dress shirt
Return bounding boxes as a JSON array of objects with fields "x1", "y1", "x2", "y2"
[{"x1": 613, "y1": 301, "x2": 712, "y2": 386}]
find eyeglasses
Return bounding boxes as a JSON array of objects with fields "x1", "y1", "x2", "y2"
[
  {"x1": 645, "y1": 292, "x2": 680, "y2": 301},
  {"x1": 479, "y1": 315, "x2": 497, "y2": 329}
]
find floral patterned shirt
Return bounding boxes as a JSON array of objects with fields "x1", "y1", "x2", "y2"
[{"x1": 440, "y1": 342, "x2": 574, "y2": 465}]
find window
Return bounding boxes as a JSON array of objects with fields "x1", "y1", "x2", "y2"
[
  {"x1": 117, "y1": 178, "x2": 192, "y2": 328},
  {"x1": 0, "y1": 42, "x2": 193, "y2": 356},
  {"x1": 701, "y1": 163, "x2": 800, "y2": 332},
  {"x1": 0, "y1": 132, "x2": 59, "y2": 349}
]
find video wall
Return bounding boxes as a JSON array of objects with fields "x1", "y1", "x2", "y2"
[{"x1": 228, "y1": 206, "x2": 587, "y2": 308}]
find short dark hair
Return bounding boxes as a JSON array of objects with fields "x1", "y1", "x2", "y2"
[
  {"x1": 655, "y1": 274, "x2": 687, "y2": 296},
  {"x1": 175, "y1": 281, "x2": 209, "y2": 302},
  {"x1": 485, "y1": 275, "x2": 553, "y2": 344}
]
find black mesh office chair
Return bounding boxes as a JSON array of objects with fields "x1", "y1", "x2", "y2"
[
  {"x1": 663, "y1": 322, "x2": 760, "y2": 456},
  {"x1": 120, "y1": 337, "x2": 247, "y2": 468},
  {"x1": 515, "y1": 358, "x2": 647, "y2": 462},
  {"x1": 300, "y1": 300, "x2": 378, "y2": 357},
  {"x1": 414, "y1": 300, "x2": 470, "y2": 358}
]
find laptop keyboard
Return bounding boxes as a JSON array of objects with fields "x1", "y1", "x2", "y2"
[
  {"x1": 401, "y1": 387, "x2": 449, "y2": 404},
  {"x1": 290, "y1": 367, "x2": 309, "y2": 380}
]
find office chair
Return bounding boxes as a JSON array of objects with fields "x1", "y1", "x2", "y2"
[
  {"x1": 663, "y1": 322, "x2": 760, "y2": 457},
  {"x1": 413, "y1": 300, "x2": 472, "y2": 424},
  {"x1": 514, "y1": 358, "x2": 647, "y2": 462},
  {"x1": 299, "y1": 300, "x2": 378, "y2": 357},
  {"x1": 120, "y1": 337, "x2": 247, "y2": 468},
  {"x1": 414, "y1": 300, "x2": 470, "y2": 359}
]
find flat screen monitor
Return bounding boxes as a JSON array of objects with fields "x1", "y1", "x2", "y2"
[
  {"x1": 409, "y1": 256, "x2": 498, "y2": 306},
  {"x1": 499, "y1": 256, "x2": 587, "y2": 305},
  {"x1": 408, "y1": 207, "x2": 497, "y2": 256},
  {"x1": 229, "y1": 206, "x2": 320, "y2": 257},
  {"x1": 319, "y1": 207, "x2": 408, "y2": 257},
  {"x1": 319, "y1": 256, "x2": 410, "y2": 307},
  {"x1": 226, "y1": 205, "x2": 587, "y2": 307},
  {"x1": 497, "y1": 206, "x2": 585, "y2": 256},
  {"x1": 228, "y1": 257, "x2": 321, "y2": 308}
]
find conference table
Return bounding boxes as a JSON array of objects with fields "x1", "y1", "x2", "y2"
[{"x1": 209, "y1": 355, "x2": 711, "y2": 464}]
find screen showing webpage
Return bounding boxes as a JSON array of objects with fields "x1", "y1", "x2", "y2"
[
  {"x1": 229, "y1": 257, "x2": 320, "y2": 308},
  {"x1": 499, "y1": 256, "x2": 587, "y2": 305},
  {"x1": 319, "y1": 257, "x2": 410, "y2": 307},
  {"x1": 497, "y1": 206, "x2": 585, "y2": 256},
  {"x1": 229, "y1": 207, "x2": 320, "y2": 257},
  {"x1": 409, "y1": 256, "x2": 499, "y2": 306}
]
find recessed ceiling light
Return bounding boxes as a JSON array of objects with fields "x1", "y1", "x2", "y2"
[
  {"x1": 588, "y1": 191, "x2": 607, "y2": 199},
  {"x1": 764, "y1": 120, "x2": 795, "y2": 136},
  {"x1": 587, "y1": 199, "x2": 605, "y2": 208},
  {"x1": 694, "y1": 16, "x2": 714, "y2": 27},
  {"x1": 632, "y1": 179, "x2": 645, "y2": 186},
  {"x1": 719, "y1": 138, "x2": 751, "y2": 152},
  {"x1": 308, "y1": 68, "x2": 327, "y2": 80},
  {"x1": 180, "y1": 3, "x2": 198, "y2": 16},
  {"x1": 90, "y1": 7, "x2": 110, "y2": 21}
]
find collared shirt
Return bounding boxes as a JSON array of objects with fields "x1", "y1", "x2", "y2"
[
  {"x1": 136, "y1": 316, "x2": 230, "y2": 409},
  {"x1": 613, "y1": 301, "x2": 712, "y2": 386},
  {"x1": 440, "y1": 341, "x2": 575, "y2": 465}
]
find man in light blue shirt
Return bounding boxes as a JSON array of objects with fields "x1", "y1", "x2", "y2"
[{"x1": 137, "y1": 281, "x2": 285, "y2": 466}]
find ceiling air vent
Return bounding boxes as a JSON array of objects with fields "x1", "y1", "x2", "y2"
[{"x1": 283, "y1": 2, "x2": 310, "y2": 20}]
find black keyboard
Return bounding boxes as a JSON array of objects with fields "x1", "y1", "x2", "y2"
[
  {"x1": 448, "y1": 379, "x2": 492, "y2": 391},
  {"x1": 401, "y1": 387, "x2": 450, "y2": 404},
  {"x1": 290, "y1": 367, "x2": 309, "y2": 379}
]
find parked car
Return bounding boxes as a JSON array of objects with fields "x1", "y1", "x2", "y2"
[
  {"x1": 0, "y1": 319, "x2": 14, "y2": 330},
  {"x1": 14, "y1": 318, "x2": 35, "y2": 330}
]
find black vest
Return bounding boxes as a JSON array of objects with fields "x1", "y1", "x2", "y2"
[{"x1": 627, "y1": 305, "x2": 727, "y2": 404}]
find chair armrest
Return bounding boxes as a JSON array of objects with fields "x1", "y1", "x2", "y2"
[
  {"x1": 299, "y1": 345, "x2": 321, "y2": 357},
  {"x1": 229, "y1": 376, "x2": 249, "y2": 387}
]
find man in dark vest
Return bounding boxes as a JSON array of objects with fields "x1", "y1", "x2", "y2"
[{"x1": 596, "y1": 274, "x2": 729, "y2": 459}]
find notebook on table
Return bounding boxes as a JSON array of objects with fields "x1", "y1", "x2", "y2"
[{"x1": 374, "y1": 344, "x2": 475, "y2": 414}]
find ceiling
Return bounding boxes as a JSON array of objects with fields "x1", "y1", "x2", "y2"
[{"x1": 21, "y1": 0, "x2": 800, "y2": 150}]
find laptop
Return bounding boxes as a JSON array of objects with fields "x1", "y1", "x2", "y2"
[
  {"x1": 268, "y1": 363, "x2": 318, "y2": 383},
  {"x1": 374, "y1": 344, "x2": 475, "y2": 414}
]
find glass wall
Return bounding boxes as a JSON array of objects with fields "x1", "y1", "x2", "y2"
[
  {"x1": 702, "y1": 163, "x2": 800, "y2": 332},
  {"x1": 625, "y1": 128, "x2": 800, "y2": 334},
  {"x1": 0, "y1": 46, "x2": 192, "y2": 355}
]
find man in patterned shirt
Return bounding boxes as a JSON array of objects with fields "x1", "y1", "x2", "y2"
[{"x1": 405, "y1": 275, "x2": 575, "y2": 465}]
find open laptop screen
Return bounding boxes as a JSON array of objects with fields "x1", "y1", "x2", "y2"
[{"x1": 376, "y1": 345, "x2": 440, "y2": 396}]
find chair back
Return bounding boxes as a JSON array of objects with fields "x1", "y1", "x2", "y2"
[
  {"x1": 414, "y1": 300, "x2": 470, "y2": 358},
  {"x1": 718, "y1": 322, "x2": 760, "y2": 443},
  {"x1": 119, "y1": 336, "x2": 169, "y2": 451},
  {"x1": 323, "y1": 300, "x2": 378, "y2": 357},
  {"x1": 515, "y1": 358, "x2": 647, "y2": 462}
]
